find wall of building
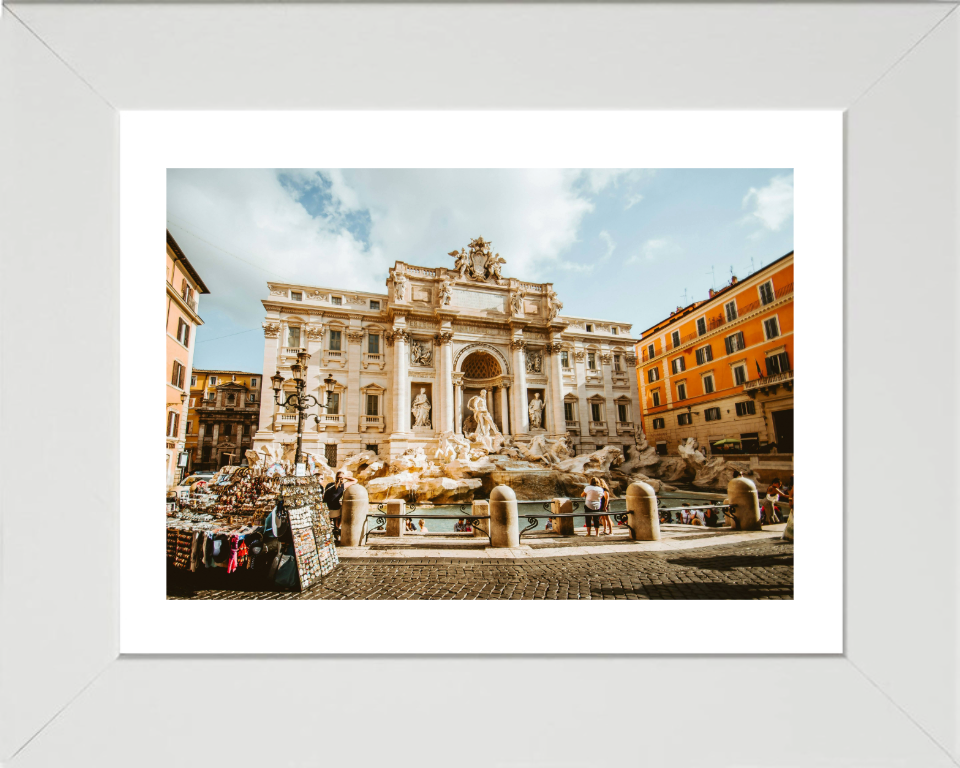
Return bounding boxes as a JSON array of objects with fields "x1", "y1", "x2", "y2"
[
  {"x1": 185, "y1": 371, "x2": 263, "y2": 472},
  {"x1": 636, "y1": 254, "x2": 794, "y2": 455}
]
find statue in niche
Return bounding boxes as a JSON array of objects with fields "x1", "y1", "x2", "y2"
[
  {"x1": 525, "y1": 349, "x2": 543, "y2": 374},
  {"x1": 528, "y1": 392, "x2": 546, "y2": 429},
  {"x1": 411, "y1": 388, "x2": 432, "y2": 428},
  {"x1": 466, "y1": 389, "x2": 503, "y2": 452},
  {"x1": 410, "y1": 339, "x2": 433, "y2": 366},
  {"x1": 439, "y1": 278, "x2": 454, "y2": 306},
  {"x1": 393, "y1": 265, "x2": 407, "y2": 301}
]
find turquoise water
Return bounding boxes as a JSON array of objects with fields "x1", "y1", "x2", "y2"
[{"x1": 373, "y1": 493, "x2": 728, "y2": 534}]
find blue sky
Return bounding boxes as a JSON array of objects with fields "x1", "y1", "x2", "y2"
[{"x1": 167, "y1": 169, "x2": 793, "y2": 373}]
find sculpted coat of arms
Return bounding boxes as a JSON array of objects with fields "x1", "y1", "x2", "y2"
[{"x1": 448, "y1": 236, "x2": 506, "y2": 284}]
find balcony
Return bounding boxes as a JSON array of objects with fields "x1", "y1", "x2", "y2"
[
  {"x1": 588, "y1": 420, "x2": 608, "y2": 436},
  {"x1": 323, "y1": 349, "x2": 347, "y2": 368},
  {"x1": 362, "y1": 352, "x2": 386, "y2": 371},
  {"x1": 281, "y1": 346, "x2": 305, "y2": 360},
  {"x1": 274, "y1": 412, "x2": 298, "y2": 431},
  {"x1": 744, "y1": 370, "x2": 794, "y2": 397},
  {"x1": 317, "y1": 413, "x2": 345, "y2": 431},
  {"x1": 565, "y1": 419, "x2": 580, "y2": 433},
  {"x1": 584, "y1": 370, "x2": 602, "y2": 386},
  {"x1": 360, "y1": 414, "x2": 385, "y2": 432},
  {"x1": 611, "y1": 371, "x2": 630, "y2": 387},
  {"x1": 616, "y1": 421, "x2": 635, "y2": 436}
]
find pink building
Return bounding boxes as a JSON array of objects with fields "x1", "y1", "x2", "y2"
[{"x1": 166, "y1": 231, "x2": 209, "y2": 487}]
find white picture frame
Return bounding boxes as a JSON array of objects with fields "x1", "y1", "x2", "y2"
[{"x1": 2, "y1": 4, "x2": 957, "y2": 766}]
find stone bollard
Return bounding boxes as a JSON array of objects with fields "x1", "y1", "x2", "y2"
[
  {"x1": 340, "y1": 484, "x2": 370, "y2": 547},
  {"x1": 782, "y1": 509, "x2": 794, "y2": 541},
  {"x1": 726, "y1": 477, "x2": 762, "y2": 531},
  {"x1": 471, "y1": 500, "x2": 490, "y2": 539},
  {"x1": 385, "y1": 499, "x2": 406, "y2": 538},
  {"x1": 626, "y1": 482, "x2": 660, "y2": 541},
  {"x1": 552, "y1": 498, "x2": 575, "y2": 536},
  {"x1": 489, "y1": 485, "x2": 520, "y2": 548}
]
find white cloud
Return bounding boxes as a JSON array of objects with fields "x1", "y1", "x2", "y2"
[
  {"x1": 627, "y1": 237, "x2": 681, "y2": 265},
  {"x1": 599, "y1": 230, "x2": 617, "y2": 261},
  {"x1": 742, "y1": 173, "x2": 794, "y2": 232},
  {"x1": 624, "y1": 194, "x2": 644, "y2": 210}
]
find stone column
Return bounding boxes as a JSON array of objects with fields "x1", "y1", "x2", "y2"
[
  {"x1": 727, "y1": 477, "x2": 762, "y2": 531},
  {"x1": 340, "y1": 484, "x2": 370, "y2": 547},
  {"x1": 453, "y1": 373, "x2": 464, "y2": 434},
  {"x1": 438, "y1": 333, "x2": 454, "y2": 432},
  {"x1": 346, "y1": 329, "x2": 364, "y2": 434},
  {"x1": 600, "y1": 351, "x2": 617, "y2": 438},
  {"x1": 392, "y1": 328, "x2": 410, "y2": 433},
  {"x1": 552, "y1": 497, "x2": 575, "y2": 536},
  {"x1": 258, "y1": 326, "x2": 281, "y2": 433},
  {"x1": 499, "y1": 384, "x2": 511, "y2": 435},
  {"x1": 575, "y1": 349, "x2": 590, "y2": 442},
  {"x1": 489, "y1": 485, "x2": 520, "y2": 548},
  {"x1": 511, "y1": 339, "x2": 528, "y2": 434},
  {"x1": 548, "y1": 340, "x2": 566, "y2": 436},
  {"x1": 385, "y1": 499, "x2": 406, "y2": 538},
  {"x1": 626, "y1": 481, "x2": 660, "y2": 541},
  {"x1": 486, "y1": 388, "x2": 494, "y2": 421}
]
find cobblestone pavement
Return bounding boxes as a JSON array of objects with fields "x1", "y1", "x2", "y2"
[{"x1": 168, "y1": 539, "x2": 793, "y2": 600}]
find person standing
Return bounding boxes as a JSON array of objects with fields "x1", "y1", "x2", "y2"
[
  {"x1": 322, "y1": 471, "x2": 357, "y2": 532},
  {"x1": 581, "y1": 477, "x2": 606, "y2": 537},
  {"x1": 597, "y1": 478, "x2": 614, "y2": 535}
]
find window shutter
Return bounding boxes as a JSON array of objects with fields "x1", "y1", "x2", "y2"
[
  {"x1": 766, "y1": 357, "x2": 775, "y2": 375},
  {"x1": 780, "y1": 351, "x2": 791, "y2": 372},
  {"x1": 706, "y1": 346, "x2": 713, "y2": 362},
  {"x1": 725, "y1": 337, "x2": 732, "y2": 355},
  {"x1": 737, "y1": 331, "x2": 745, "y2": 350}
]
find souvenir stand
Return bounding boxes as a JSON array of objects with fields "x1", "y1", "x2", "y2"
[{"x1": 166, "y1": 462, "x2": 339, "y2": 592}]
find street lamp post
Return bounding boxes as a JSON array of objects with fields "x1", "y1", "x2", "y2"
[{"x1": 271, "y1": 351, "x2": 337, "y2": 469}]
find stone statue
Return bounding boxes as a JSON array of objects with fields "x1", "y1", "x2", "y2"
[
  {"x1": 393, "y1": 266, "x2": 407, "y2": 301},
  {"x1": 439, "y1": 278, "x2": 453, "y2": 306},
  {"x1": 527, "y1": 392, "x2": 545, "y2": 429},
  {"x1": 550, "y1": 299, "x2": 563, "y2": 320},
  {"x1": 410, "y1": 339, "x2": 433, "y2": 366},
  {"x1": 448, "y1": 248, "x2": 471, "y2": 281},
  {"x1": 447, "y1": 237, "x2": 507, "y2": 283},
  {"x1": 489, "y1": 253, "x2": 506, "y2": 284},
  {"x1": 511, "y1": 291, "x2": 525, "y2": 316},
  {"x1": 435, "y1": 430, "x2": 472, "y2": 464},
  {"x1": 411, "y1": 388, "x2": 432, "y2": 428},
  {"x1": 466, "y1": 389, "x2": 503, "y2": 452}
]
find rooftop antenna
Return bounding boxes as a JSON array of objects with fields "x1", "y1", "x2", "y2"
[
  {"x1": 706, "y1": 266, "x2": 716, "y2": 291},
  {"x1": 680, "y1": 287, "x2": 690, "y2": 305},
  {"x1": 748, "y1": 257, "x2": 756, "y2": 274}
]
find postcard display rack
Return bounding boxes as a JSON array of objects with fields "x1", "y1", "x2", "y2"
[{"x1": 166, "y1": 467, "x2": 339, "y2": 591}]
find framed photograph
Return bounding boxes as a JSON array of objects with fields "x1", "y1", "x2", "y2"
[{"x1": 2, "y1": 4, "x2": 957, "y2": 767}]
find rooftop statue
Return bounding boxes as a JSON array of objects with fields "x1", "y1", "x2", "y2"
[{"x1": 447, "y1": 236, "x2": 505, "y2": 284}]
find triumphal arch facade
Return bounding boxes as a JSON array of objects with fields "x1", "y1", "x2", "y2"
[{"x1": 253, "y1": 236, "x2": 642, "y2": 463}]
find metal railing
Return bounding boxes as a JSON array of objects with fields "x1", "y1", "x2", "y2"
[
  {"x1": 362, "y1": 502, "x2": 491, "y2": 545},
  {"x1": 744, "y1": 370, "x2": 794, "y2": 391},
  {"x1": 657, "y1": 503, "x2": 735, "y2": 527}
]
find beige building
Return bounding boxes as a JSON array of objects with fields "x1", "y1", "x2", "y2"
[
  {"x1": 165, "y1": 231, "x2": 209, "y2": 487},
  {"x1": 253, "y1": 237, "x2": 641, "y2": 465},
  {"x1": 185, "y1": 370, "x2": 263, "y2": 472}
]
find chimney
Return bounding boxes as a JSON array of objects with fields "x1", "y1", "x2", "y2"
[
  {"x1": 731, "y1": 275, "x2": 738, "y2": 284},
  {"x1": 708, "y1": 288, "x2": 715, "y2": 298}
]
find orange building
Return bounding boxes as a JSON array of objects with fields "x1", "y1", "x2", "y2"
[
  {"x1": 636, "y1": 252, "x2": 793, "y2": 458},
  {"x1": 185, "y1": 370, "x2": 263, "y2": 472},
  {"x1": 166, "y1": 231, "x2": 209, "y2": 487}
]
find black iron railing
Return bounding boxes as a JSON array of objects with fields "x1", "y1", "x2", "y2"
[{"x1": 362, "y1": 502, "x2": 491, "y2": 545}]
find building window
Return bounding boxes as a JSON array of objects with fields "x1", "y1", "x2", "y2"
[
  {"x1": 370, "y1": 300, "x2": 381, "y2": 311},
  {"x1": 695, "y1": 345, "x2": 714, "y2": 366},
  {"x1": 677, "y1": 412, "x2": 692, "y2": 426},
  {"x1": 733, "y1": 365, "x2": 747, "y2": 386},
  {"x1": 166, "y1": 411, "x2": 179, "y2": 437},
  {"x1": 176, "y1": 318, "x2": 190, "y2": 347},
  {"x1": 329, "y1": 330, "x2": 342, "y2": 351},
  {"x1": 656, "y1": 441, "x2": 668, "y2": 456},
  {"x1": 201, "y1": 446, "x2": 212, "y2": 463},
  {"x1": 287, "y1": 326, "x2": 301, "y2": 348},
  {"x1": 185, "y1": 420, "x2": 192, "y2": 435},
  {"x1": 652, "y1": 417, "x2": 665, "y2": 430},
  {"x1": 591, "y1": 403, "x2": 602, "y2": 422},
  {"x1": 696, "y1": 317, "x2": 707, "y2": 336},
  {"x1": 704, "y1": 407, "x2": 721, "y2": 422},
  {"x1": 765, "y1": 351, "x2": 791, "y2": 375},
  {"x1": 759, "y1": 280, "x2": 775, "y2": 306},
  {"x1": 331, "y1": 296, "x2": 342, "y2": 306},
  {"x1": 735, "y1": 401, "x2": 757, "y2": 417},
  {"x1": 221, "y1": 423, "x2": 232, "y2": 437},
  {"x1": 251, "y1": 377, "x2": 257, "y2": 387},
  {"x1": 366, "y1": 395, "x2": 379, "y2": 416},
  {"x1": 327, "y1": 392, "x2": 340, "y2": 414},
  {"x1": 647, "y1": 343, "x2": 655, "y2": 359},
  {"x1": 617, "y1": 403, "x2": 629, "y2": 423},
  {"x1": 763, "y1": 316, "x2": 781, "y2": 340},
  {"x1": 676, "y1": 382, "x2": 687, "y2": 401},
  {"x1": 290, "y1": 291, "x2": 302, "y2": 302},
  {"x1": 725, "y1": 300, "x2": 738, "y2": 322},
  {"x1": 703, "y1": 373, "x2": 715, "y2": 394},
  {"x1": 559, "y1": 402, "x2": 572, "y2": 423},
  {"x1": 612, "y1": 327, "x2": 619, "y2": 335},
  {"x1": 671, "y1": 330, "x2": 681, "y2": 348},
  {"x1": 647, "y1": 368, "x2": 660, "y2": 383},
  {"x1": 191, "y1": 375, "x2": 197, "y2": 386},
  {"x1": 587, "y1": 352, "x2": 597, "y2": 370},
  {"x1": 209, "y1": 376, "x2": 217, "y2": 386},
  {"x1": 171, "y1": 360, "x2": 184, "y2": 388},
  {"x1": 368, "y1": 334, "x2": 380, "y2": 354},
  {"x1": 561, "y1": 351, "x2": 569, "y2": 368},
  {"x1": 586, "y1": 324, "x2": 594, "y2": 332},
  {"x1": 671, "y1": 357, "x2": 686, "y2": 375},
  {"x1": 248, "y1": 393, "x2": 256, "y2": 402},
  {"x1": 614, "y1": 354, "x2": 622, "y2": 372},
  {"x1": 724, "y1": 331, "x2": 746, "y2": 355},
  {"x1": 652, "y1": 390, "x2": 661, "y2": 407}
]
